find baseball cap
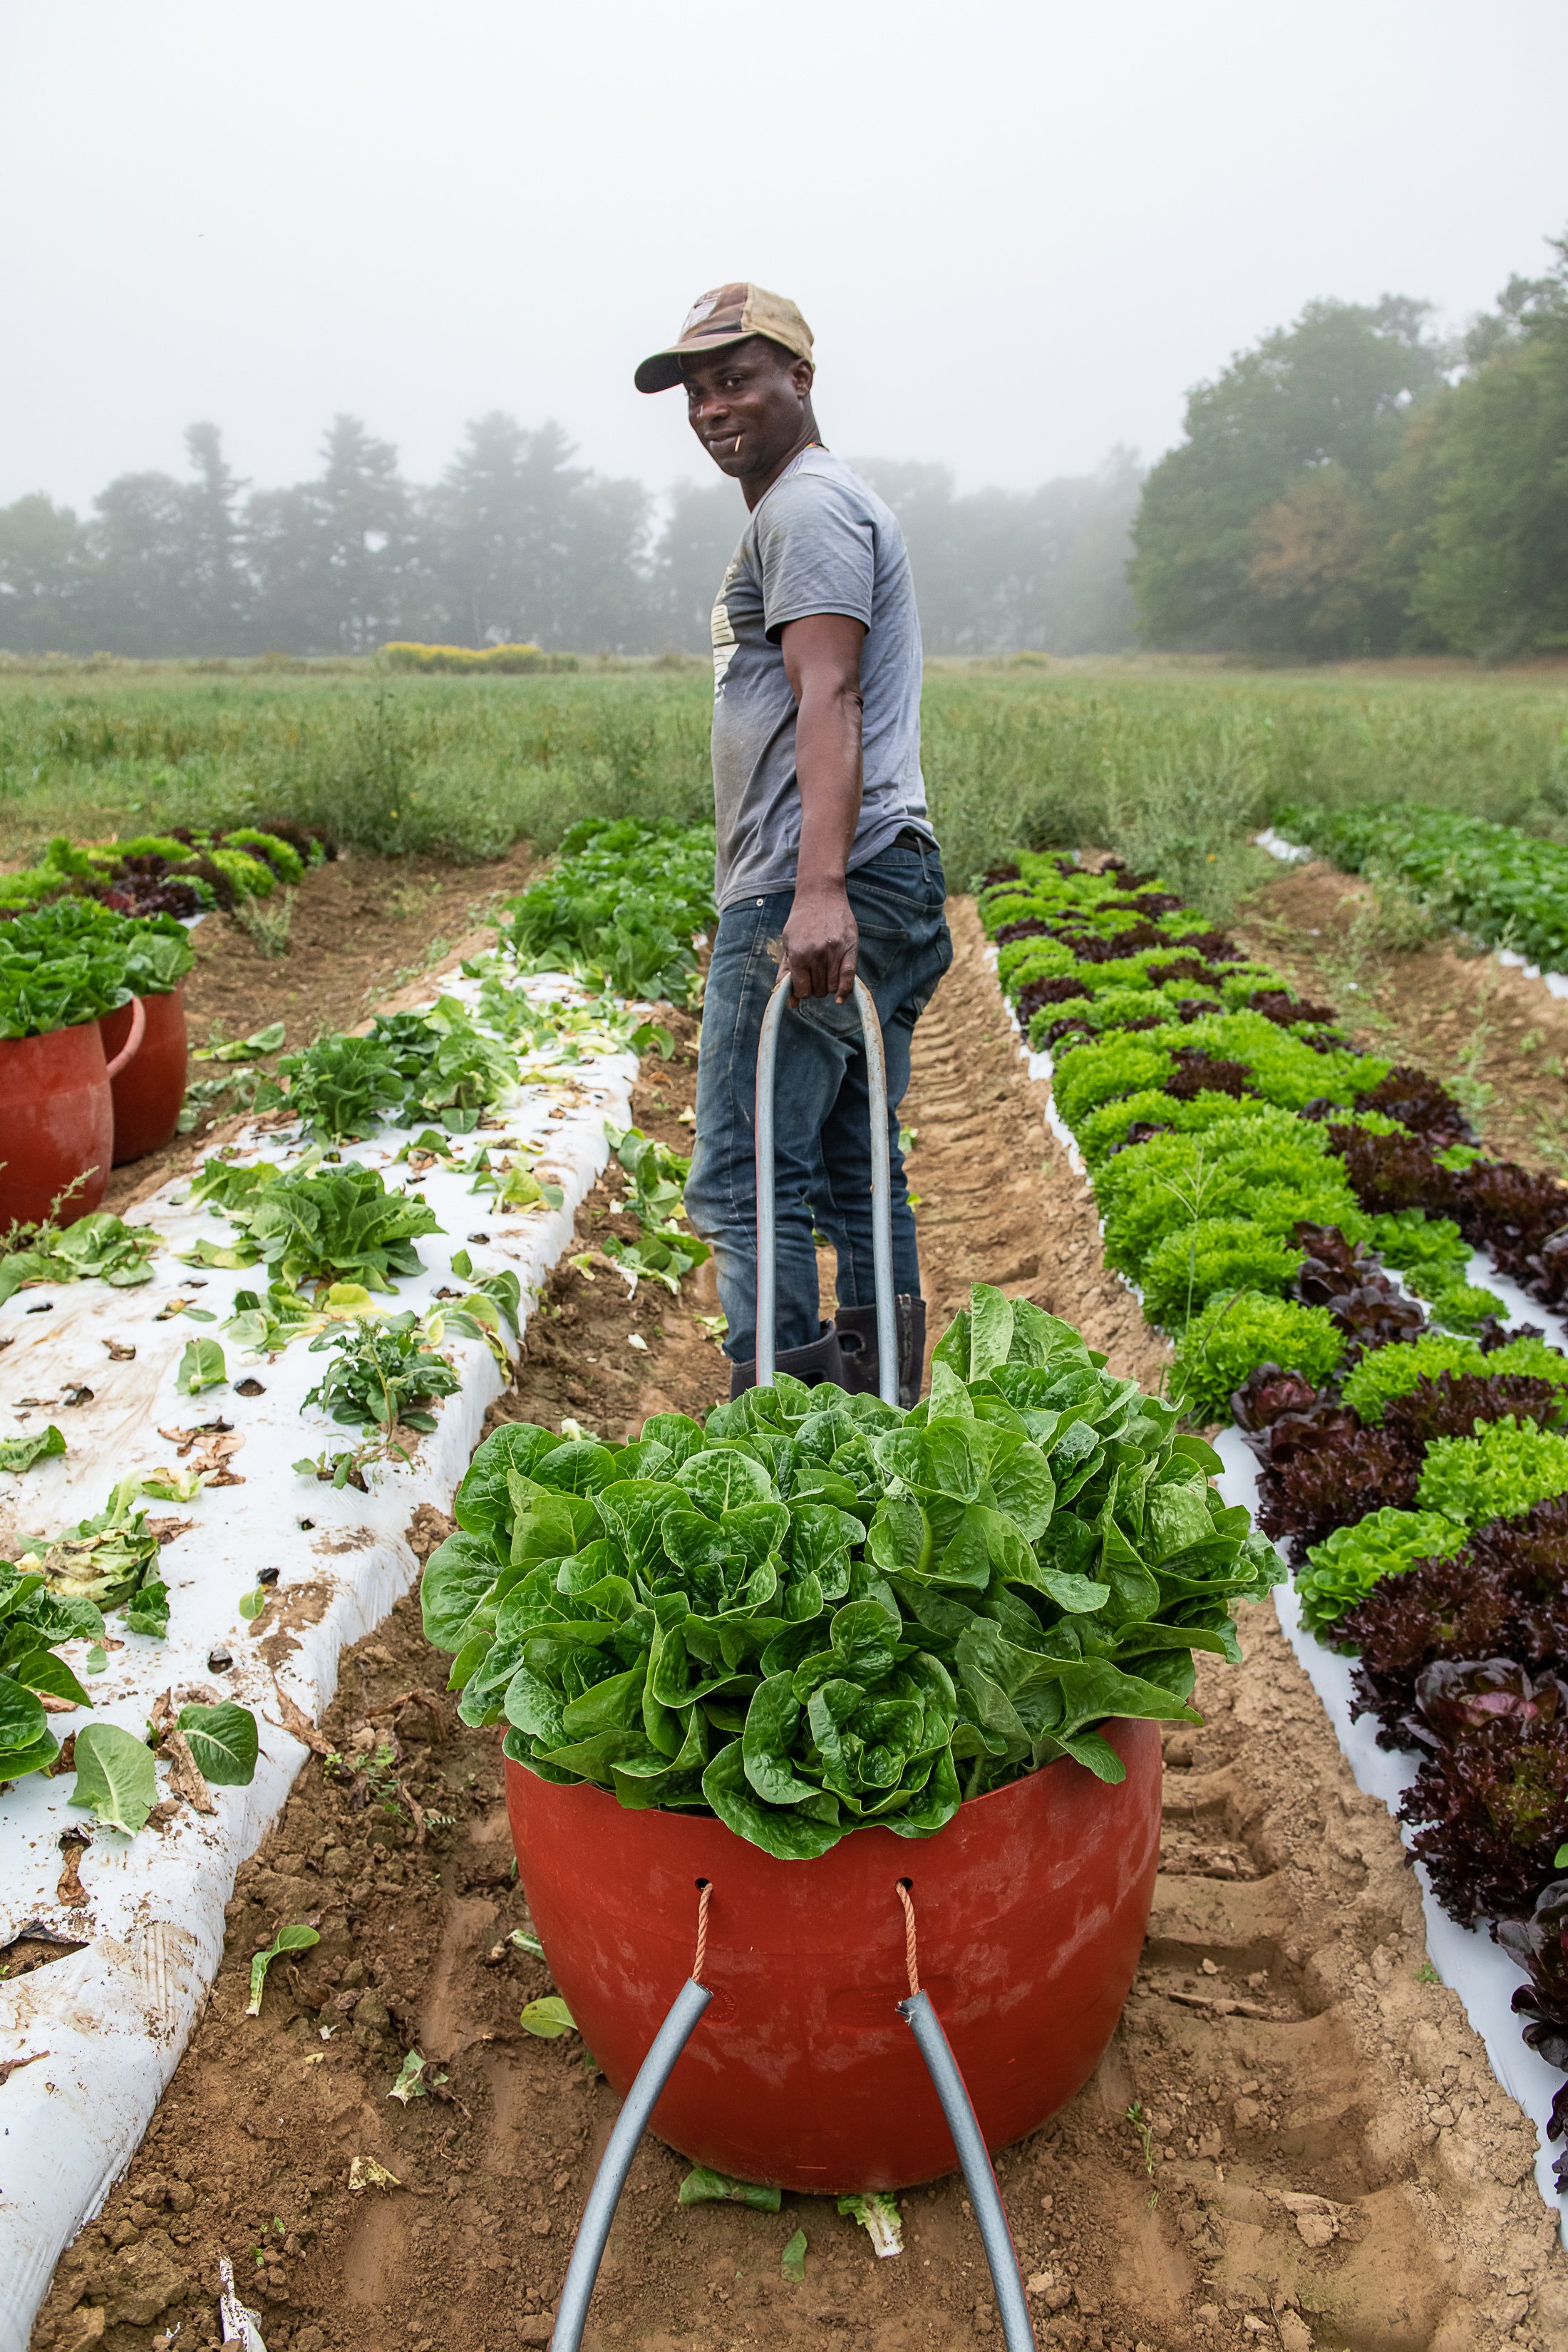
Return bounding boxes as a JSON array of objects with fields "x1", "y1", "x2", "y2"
[{"x1": 634, "y1": 282, "x2": 814, "y2": 394}]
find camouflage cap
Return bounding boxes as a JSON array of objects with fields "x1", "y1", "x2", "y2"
[{"x1": 634, "y1": 282, "x2": 814, "y2": 394}]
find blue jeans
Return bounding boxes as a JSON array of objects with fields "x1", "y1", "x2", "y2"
[{"x1": 684, "y1": 838, "x2": 953, "y2": 1365}]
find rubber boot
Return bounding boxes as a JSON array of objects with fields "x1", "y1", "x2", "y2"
[
  {"x1": 728, "y1": 1321, "x2": 847, "y2": 1400},
  {"x1": 835, "y1": 1295, "x2": 927, "y2": 1410}
]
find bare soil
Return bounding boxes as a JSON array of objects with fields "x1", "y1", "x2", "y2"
[
  {"x1": 103, "y1": 848, "x2": 535, "y2": 1215},
  {"x1": 1237, "y1": 862, "x2": 1568, "y2": 1182},
  {"x1": 26, "y1": 899, "x2": 1568, "y2": 2352}
]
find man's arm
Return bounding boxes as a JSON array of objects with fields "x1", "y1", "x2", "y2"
[{"x1": 779, "y1": 610, "x2": 867, "y2": 1003}]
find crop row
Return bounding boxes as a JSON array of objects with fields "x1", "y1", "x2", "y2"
[
  {"x1": 0, "y1": 820, "x2": 331, "y2": 922},
  {"x1": 380, "y1": 641, "x2": 581, "y2": 674},
  {"x1": 979, "y1": 850, "x2": 1568, "y2": 2175},
  {"x1": 0, "y1": 817, "x2": 718, "y2": 1845},
  {"x1": 1276, "y1": 800, "x2": 1568, "y2": 974}
]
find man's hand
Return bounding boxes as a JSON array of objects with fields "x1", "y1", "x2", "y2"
[
  {"x1": 783, "y1": 877, "x2": 858, "y2": 1004},
  {"x1": 780, "y1": 612, "x2": 866, "y2": 1004}
]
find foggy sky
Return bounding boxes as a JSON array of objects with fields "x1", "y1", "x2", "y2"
[{"x1": 3, "y1": 0, "x2": 1565, "y2": 514}]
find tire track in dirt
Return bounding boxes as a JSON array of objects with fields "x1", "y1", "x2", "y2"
[
  {"x1": 26, "y1": 898, "x2": 1568, "y2": 2352},
  {"x1": 904, "y1": 897, "x2": 1167, "y2": 1391}
]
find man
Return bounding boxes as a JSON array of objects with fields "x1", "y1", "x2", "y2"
[{"x1": 635, "y1": 282, "x2": 951, "y2": 1404}]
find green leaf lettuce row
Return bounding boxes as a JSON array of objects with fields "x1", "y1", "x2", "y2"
[
  {"x1": 0, "y1": 1212, "x2": 159, "y2": 1310},
  {"x1": 421, "y1": 1285, "x2": 1281, "y2": 1858}
]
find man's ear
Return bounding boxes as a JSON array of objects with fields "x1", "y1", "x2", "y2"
[{"x1": 790, "y1": 359, "x2": 815, "y2": 399}]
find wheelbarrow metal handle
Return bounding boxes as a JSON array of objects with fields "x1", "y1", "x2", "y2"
[
  {"x1": 755, "y1": 971, "x2": 898, "y2": 1405},
  {"x1": 550, "y1": 1976, "x2": 713, "y2": 2351}
]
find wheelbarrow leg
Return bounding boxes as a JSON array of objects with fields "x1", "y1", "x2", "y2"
[
  {"x1": 900, "y1": 1989, "x2": 1038, "y2": 2351},
  {"x1": 548, "y1": 1976, "x2": 713, "y2": 2352}
]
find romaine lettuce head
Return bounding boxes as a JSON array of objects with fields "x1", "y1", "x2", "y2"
[{"x1": 421, "y1": 1284, "x2": 1281, "y2": 1857}]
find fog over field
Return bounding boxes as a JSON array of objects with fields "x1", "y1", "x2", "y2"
[
  {"x1": 2, "y1": 0, "x2": 1564, "y2": 505},
  {"x1": 1, "y1": 1, "x2": 1565, "y2": 660}
]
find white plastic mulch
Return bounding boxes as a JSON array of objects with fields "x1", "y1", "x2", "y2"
[
  {"x1": 986, "y1": 943, "x2": 1568, "y2": 2223},
  {"x1": 0, "y1": 969, "x2": 639, "y2": 2352},
  {"x1": 1254, "y1": 827, "x2": 1568, "y2": 1003}
]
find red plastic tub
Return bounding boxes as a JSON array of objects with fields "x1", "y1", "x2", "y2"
[
  {"x1": 100, "y1": 985, "x2": 187, "y2": 1164},
  {"x1": 505, "y1": 1718, "x2": 1161, "y2": 2192},
  {"x1": 0, "y1": 1006, "x2": 142, "y2": 1229}
]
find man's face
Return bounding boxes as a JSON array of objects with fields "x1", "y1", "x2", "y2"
[{"x1": 682, "y1": 339, "x2": 813, "y2": 478}]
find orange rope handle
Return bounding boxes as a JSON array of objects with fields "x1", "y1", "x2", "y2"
[
  {"x1": 896, "y1": 1879, "x2": 920, "y2": 1998},
  {"x1": 693, "y1": 1879, "x2": 711, "y2": 1986}
]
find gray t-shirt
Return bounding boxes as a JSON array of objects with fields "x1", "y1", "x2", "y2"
[{"x1": 708, "y1": 447, "x2": 932, "y2": 909}]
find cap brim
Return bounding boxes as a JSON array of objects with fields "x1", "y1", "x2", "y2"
[
  {"x1": 634, "y1": 327, "x2": 771, "y2": 394},
  {"x1": 634, "y1": 349, "x2": 689, "y2": 394}
]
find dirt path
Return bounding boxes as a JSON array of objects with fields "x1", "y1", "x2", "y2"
[
  {"x1": 105, "y1": 846, "x2": 535, "y2": 1213},
  {"x1": 1237, "y1": 860, "x2": 1568, "y2": 1184},
  {"x1": 26, "y1": 902, "x2": 1568, "y2": 2352}
]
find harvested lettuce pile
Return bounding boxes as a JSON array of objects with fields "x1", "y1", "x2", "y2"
[{"x1": 423, "y1": 1286, "x2": 1281, "y2": 1857}]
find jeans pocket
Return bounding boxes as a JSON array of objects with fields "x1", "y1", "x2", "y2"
[{"x1": 850, "y1": 872, "x2": 948, "y2": 940}]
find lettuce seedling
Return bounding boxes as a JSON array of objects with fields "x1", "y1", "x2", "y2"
[
  {"x1": 225, "y1": 1162, "x2": 442, "y2": 1294},
  {"x1": 0, "y1": 1557, "x2": 101, "y2": 1780}
]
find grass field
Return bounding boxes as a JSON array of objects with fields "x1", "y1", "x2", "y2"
[{"x1": 2, "y1": 657, "x2": 1565, "y2": 909}]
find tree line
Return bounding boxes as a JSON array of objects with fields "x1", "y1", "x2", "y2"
[
  {"x1": 1130, "y1": 230, "x2": 1568, "y2": 661},
  {"x1": 0, "y1": 417, "x2": 1141, "y2": 661}
]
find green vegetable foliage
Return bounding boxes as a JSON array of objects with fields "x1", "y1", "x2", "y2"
[
  {"x1": 199, "y1": 1157, "x2": 443, "y2": 1294},
  {"x1": 0, "y1": 1424, "x2": 67, "y2": 1474},
  {"x1": 70, "y1": 1721, "x2": 159, "y2": 1834},
  {"x1": 422, "y1": 1286, "x2": 1280, "y2": 1859},
  {"x1": 1170, "y1": 1291, "x2": 1346, "y2": 1425},
  {"x1": 1277, "y1": 801, "x2": 1568, "y2": 974},
  {"x1": 679, "y1": 2167, "x2": 782, "y2": 2211},
  {"x1": 0, "y1": 898, "x2": 133, "y2": 1037},
  {"x1": 0, "y1": 1210, "x2": 159, "y2": 1308},
  {"x1": 0, "y1": 1556, "x2": 102, "y2": 1781},
  {"x1": 304, "y1": 1311, "x2": 463, "y2": 1434},
  {"x1": 175, "y1": 1337, "x2": 228, "y2": 1396},
  {"x1": 1297, "y1": 1510, "x2": 1468, "y2": 1636},
  {"x1": 501, "y1": 817, "x2": 716, "y2": 1006},
  {"x1": 177, "y1": 1699, "x2": 260, "y2": 1784},
  {"x1": 8, "y1": 1475, "x2": 170, "y2": 1631},
  {"x1": 1415, "y1": 1418, "x2": 1568, "y2": 1527},
  {"x1": 248, "y1": 1923, "x2": 321, "y2": 2015}
]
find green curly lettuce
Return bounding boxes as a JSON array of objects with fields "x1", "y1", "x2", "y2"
[
  {"x1": 1415, "y1": 1418, "x2": 1568, "y2": 1528},
  {"x1": 1297, "y1": 1508, "x2": 1467, "y2": 1637}
]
